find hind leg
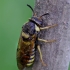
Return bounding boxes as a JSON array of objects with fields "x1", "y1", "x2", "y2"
[{"x1": 37, "y1": 45, "x2": 47, "y2": 66}]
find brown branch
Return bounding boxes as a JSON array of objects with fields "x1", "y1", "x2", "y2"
[{"x1": 32, "y1": 0, "x2": 70, "y2": 70}]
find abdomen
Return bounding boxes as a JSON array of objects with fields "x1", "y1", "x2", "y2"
[
  {"x1": 17, "y1": 44, "x2": 35, "y2": 70},
  {"x1": 26, "y1": 47, "x2": 35, "y2": 66}
]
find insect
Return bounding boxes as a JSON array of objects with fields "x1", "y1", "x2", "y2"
[{"x1": 17, "y1": 4, "x2": 57, "y2": 70}]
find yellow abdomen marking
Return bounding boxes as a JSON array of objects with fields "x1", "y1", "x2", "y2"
[
  {"x1": 22, "y1": 41, "x2": 30, "y2": 45},
  {"x1": 26, "y1": 63, "x2": 33, "y2": 66},
  {"x1": 28, "y1": 58, "x2": 34, "y2": 62},
  {"x1": 26, "y1": 47, "x2": 35, "y2": 66}
]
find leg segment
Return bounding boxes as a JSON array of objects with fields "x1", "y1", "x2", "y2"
[
  {"x1": 38, "y1": 38, "x2": 56, "y2": 43},
  {"x1": 40, "y1": 24, "x2": 58, "y2": 30},
  {"x1": 37, "y1": 45, "x2": 47, "y2": 66}
]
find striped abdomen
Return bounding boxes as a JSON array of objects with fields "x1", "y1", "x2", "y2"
[{"x1": 26, "y1": 47, "x2": 35, "y2": 66}]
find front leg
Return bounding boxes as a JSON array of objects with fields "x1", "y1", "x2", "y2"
[
  {"x1": 37, "y1": 45, "x2": 47, "y2": 66},
  {"x1": 40, "y1": 24, "x2": 58, "y2": 30}
]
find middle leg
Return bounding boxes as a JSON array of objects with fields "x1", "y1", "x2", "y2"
[{"x1": 38, "y1": 38, "x2": 56, "y2": 43}]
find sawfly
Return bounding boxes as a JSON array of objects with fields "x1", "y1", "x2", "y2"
[{"x1": 17, "y1": 4, "x2": 57, "y2": 70}]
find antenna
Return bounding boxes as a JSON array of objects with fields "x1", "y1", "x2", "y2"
[
  {"x1": 40, "y1": 13, "x2": 49, "y2": 18},
  {"x1": 27, "y1": 4, "x2": 34, "y2": 14}
]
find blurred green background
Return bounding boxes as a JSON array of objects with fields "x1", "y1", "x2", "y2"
[
  {"x1": 69, "y1": 63, "x2": 70, "y2": 70},
  {"x1": 0, "y1": 0, "x2": 34, "y2": 70}
]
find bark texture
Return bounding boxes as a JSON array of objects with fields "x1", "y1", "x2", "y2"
[{"x1": 32, "y1": 0, "x2": 70, "y2": 70}]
